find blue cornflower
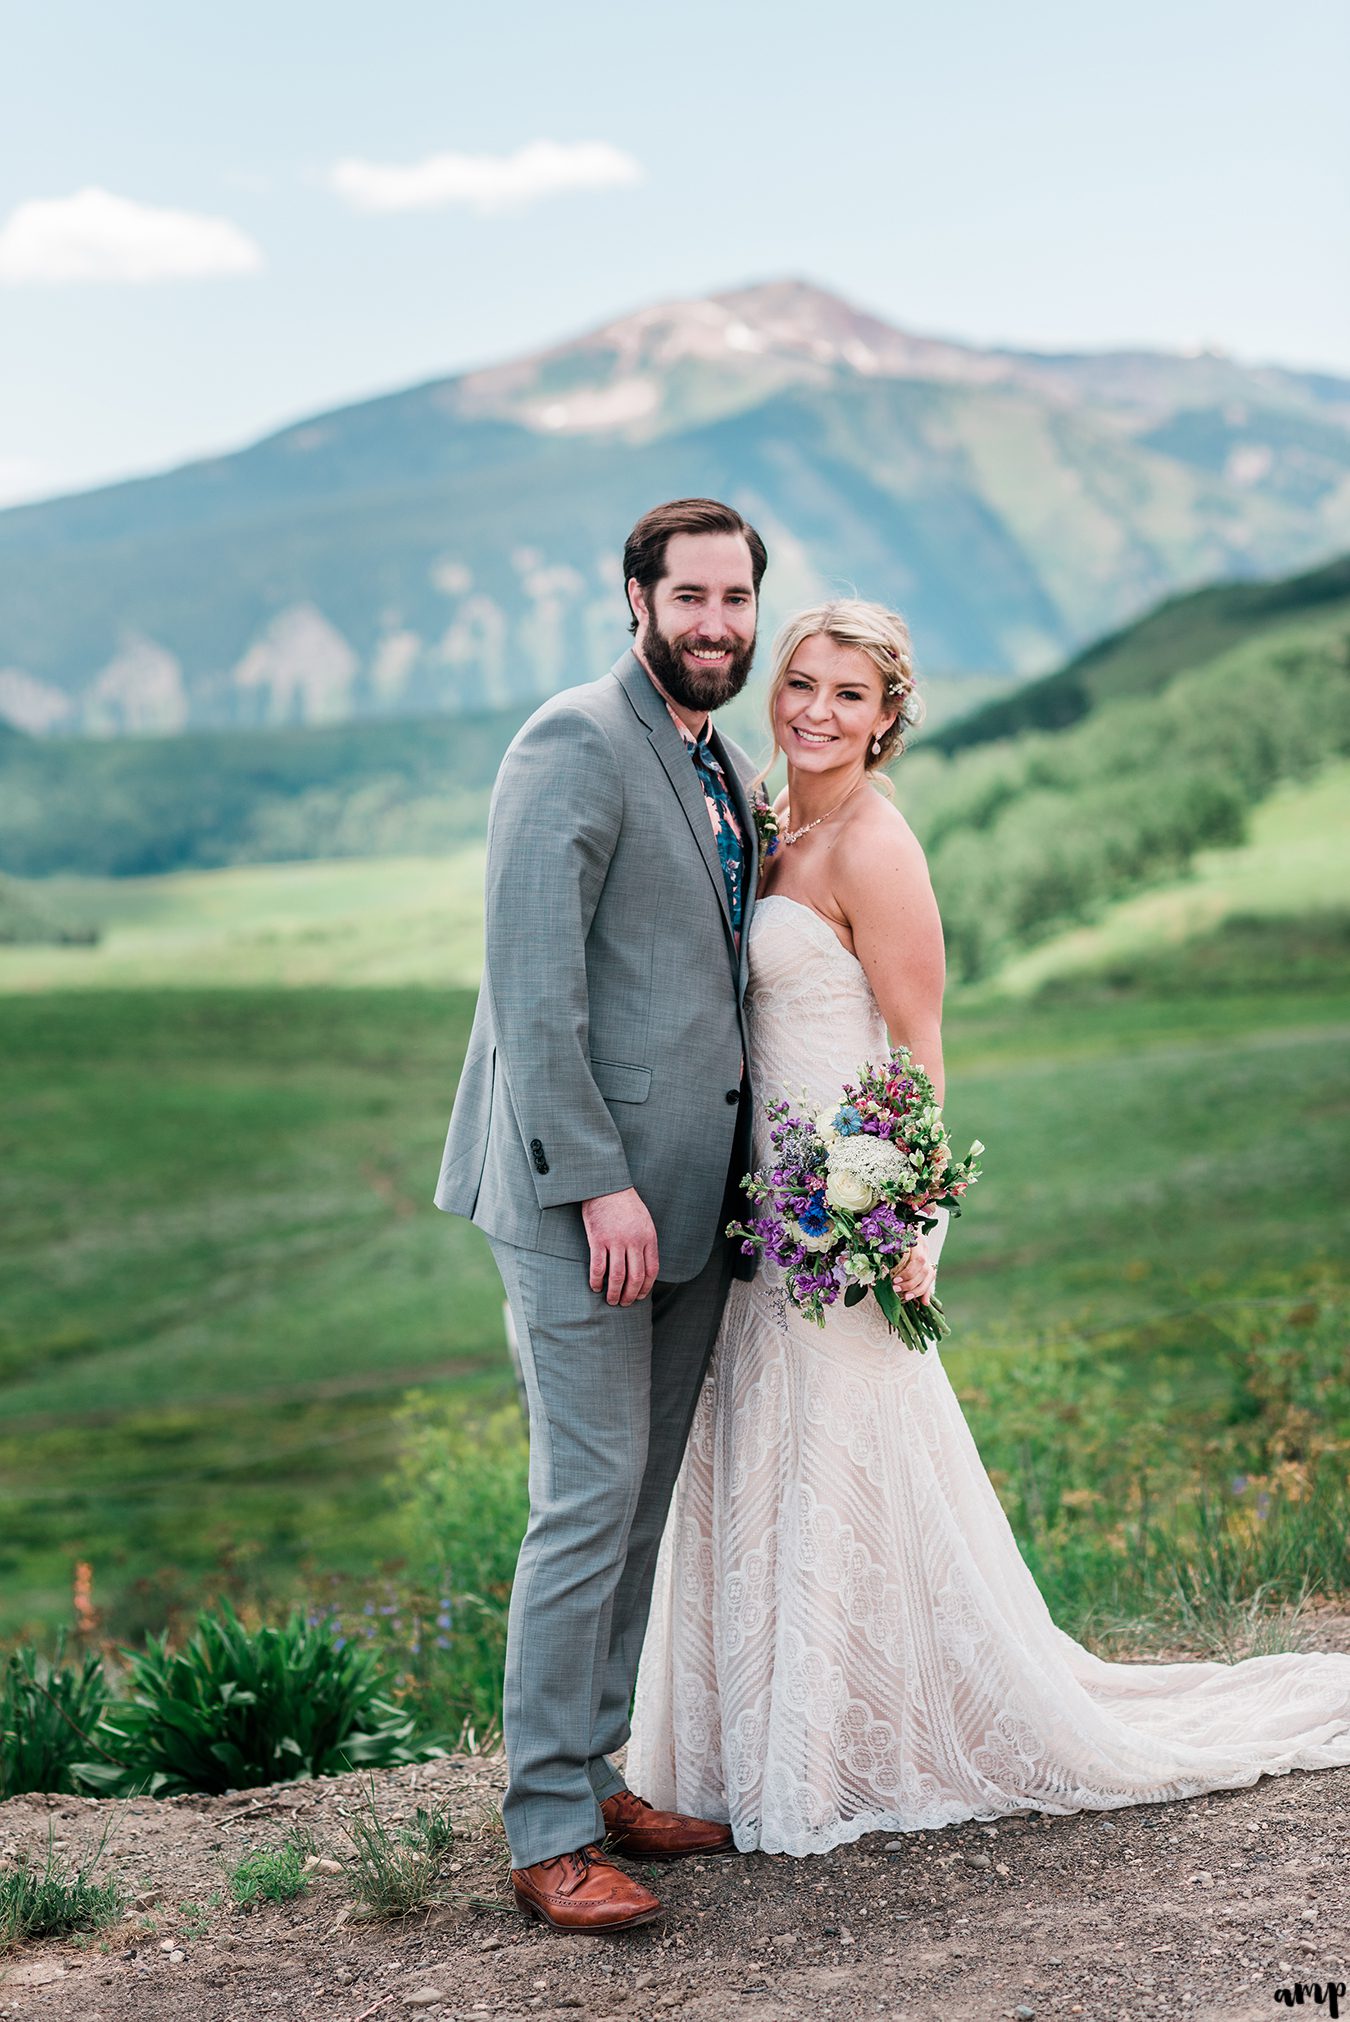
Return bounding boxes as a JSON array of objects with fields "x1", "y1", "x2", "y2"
[
  {"x1": 834, "y1": 1105, "x2": 864, "y2": 1135},
  {"x1": 797, "y1": 1197, "x2": 831, "y2": 1237}
]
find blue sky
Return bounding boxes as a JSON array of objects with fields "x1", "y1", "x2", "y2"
[{"x1": 2, "y1": 0, "x2": 1347, "y2": 504}]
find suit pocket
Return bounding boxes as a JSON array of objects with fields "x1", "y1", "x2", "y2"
[{"x1": 589, "y1": 1056, "x2": 652, "y2": 1104}]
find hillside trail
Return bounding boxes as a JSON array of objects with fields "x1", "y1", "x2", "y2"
[{"x1": 2, "y1": 1615, "x2": 1347, "y2": 2022}]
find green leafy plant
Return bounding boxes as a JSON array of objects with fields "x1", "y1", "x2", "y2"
[
  {"x1": 227, "y1": 1831, "x2": 317, "y2": 1908},
  {"x1": 0, "y1": 1829, "x2": 123, "y2": 1950},
  {"x1": 0, "y1": 1637, "x2": 120, "y2": 1800},
  {"x1": 103, "y1": 1602, "x2": 437, "y2": 1796}
]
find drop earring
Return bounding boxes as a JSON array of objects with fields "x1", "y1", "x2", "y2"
[{"x1": 871, "y1": 736, "x2": 882, "y2": 756}]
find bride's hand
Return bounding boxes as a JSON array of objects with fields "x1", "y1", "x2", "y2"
[{"x1": 893, "y1": 1234, "x2": 936, "y2": 1306}]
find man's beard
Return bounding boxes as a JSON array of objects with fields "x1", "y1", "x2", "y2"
[{"x1": 640, "y1": 618, "x2": 756, "y2": 714}]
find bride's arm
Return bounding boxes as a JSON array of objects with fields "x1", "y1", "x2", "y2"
[
  {"x1": 834, "y1": 803, "x2": 946, "y2": 1102},
  {"x1": 834, "y1": 804, "x2": 948, "y2": 1297}
]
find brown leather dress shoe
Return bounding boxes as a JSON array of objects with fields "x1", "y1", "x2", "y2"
[
  {"x1": 511, "y1": 1843, "x2": 663, "y2": 1932},
  {"x1": 600, "y1": 1789, "x2": 735, "y2": 1859}
]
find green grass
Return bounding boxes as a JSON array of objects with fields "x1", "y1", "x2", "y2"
[
  {"x1": 0, "y1": 904, "x2": 1345, "y2": 1652},
  {"x1": 227, "y1": 1832, "x2": 318, "y2": 1908},
  {"x1": 0, "y1": 1831, "x2": 123, "y2": 1950},
  {"x1": 338, "y1": 1784, "x2": 457, "y2": 1918},
  {"x1": 0, "y1": 987, "x2": 507, "y2": 1640},
  {"x1": 0, "y1": 847, "x2": 487, "y2": 993}
]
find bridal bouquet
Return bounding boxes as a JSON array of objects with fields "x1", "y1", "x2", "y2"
[{"x1": 728, "y1": 1046, "x2": 983, "y2": 1350}]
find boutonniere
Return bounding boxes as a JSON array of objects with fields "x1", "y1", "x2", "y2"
[{"x1": 751, "y1": 785, "x2": 781, "y2": 860}]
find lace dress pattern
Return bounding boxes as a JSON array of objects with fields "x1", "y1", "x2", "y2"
[{"x1": 627, "y1": 896, "x2": 1350, "y2": 1855}]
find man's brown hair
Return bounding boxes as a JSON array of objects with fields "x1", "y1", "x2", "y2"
[{"x1": 622, "y1": 498, "x2": 768, "y2": 635}]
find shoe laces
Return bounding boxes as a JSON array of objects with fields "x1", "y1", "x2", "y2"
[{"x1": 558, "y1": 1843, "x2": 601, "y2": 1890}]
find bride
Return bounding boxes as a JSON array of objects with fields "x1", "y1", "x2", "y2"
[{"x1": 626, "y1": 598, "x2": 1350, "y2": 1857}]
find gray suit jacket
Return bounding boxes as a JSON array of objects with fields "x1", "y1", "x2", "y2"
[{"x1": 434, "y1": 651, "x2": 759, "y2": 1282}]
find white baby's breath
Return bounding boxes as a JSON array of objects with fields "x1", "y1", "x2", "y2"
[{"x1": 830, "y1": 1135, "x2": 907, "y2": 1190}]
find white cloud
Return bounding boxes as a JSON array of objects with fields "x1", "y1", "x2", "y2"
[
  {"x1": 0, "y1": 187, "x2": 263, "y2": 285},
  {"x1": 329, "y1": 139, "x2": 643, "y2": 216}
]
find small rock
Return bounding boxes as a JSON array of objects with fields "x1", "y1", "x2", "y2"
[
  {"x1": 884, "y1": 1840, "x2": 905, "y2": 1855},
  {"x1": 1014, "y1": 2008, "x2": 1036, "y2": 2020},
  {"x1": 770, "y1": 1933, "x2": 798, "y2": 1948},
  {"x1": 159, "y1": 1940, "x2": 175, "y2": 1954},
  {"x1": 1300, "y1": 1908, "x2": 1318, "y2": 1922},
  {"x1": 995, "y1": 1862, "x2": 1011, "y2": 1876},
  {"x1": 821, "y1": 1925, "x2": 839, "y2": 1938},
  {"x1": 964, "y1": 1852, "x2": 991, "y2": 1870},
  {"x1": 1186, "y1": 1871, "x2": 1213, "y2": 1887},
  {"x1": 557, "y1": 2001, "x2": 584, "y2": 2013},
  {"x1": 839, "y1": 1926, "x2": 855, "y2": 1946},
  {"x1": 403, "y1": 1992, "x2": 444, "y2": 2011},
  {"x1": 479, "y1": 1936, "x2": 504, "y2": 1952},
  {"x1": 168, "y1": 1950, "x2": 186, "y2": 1964},
  {"x1": 1048, "y1": 1957, "x2": 1062, "y2": 1966},
  {"x1": 315, "y1": 1857, "x2": 343, "y2": 1875},
  {"x1": 335, "y1": 1968, "x2": 354, "y2": 1985},
  {"x1": 133, "y1": 1889, "x2": 161, "y2": 1910},
  {"x1": 634, "y1": 1971, "x2": 657, "y2": 1989}
]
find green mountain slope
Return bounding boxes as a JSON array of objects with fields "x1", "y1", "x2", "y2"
[
  {"x1": 902, "y1": 578, "x2": 1350, "y2": 978},
  {"x1": 2, "y1": 281, "x2": 1348, "y2": 740},
  {"x1": 932, "y1": 550, "x2": 1350, "y2": 751}
]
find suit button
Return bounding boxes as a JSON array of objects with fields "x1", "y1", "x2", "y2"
[
  {"x1": 725, "y1": 1089, "x2": 740, "y2": 1105},
  {"x1": 529, "y1": 1137, "x2": 550, "y2": 1174}
]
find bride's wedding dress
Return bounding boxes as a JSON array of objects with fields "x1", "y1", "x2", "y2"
[{"x1": 627, "y1": 895, "x2": 1350, "y2": 1856}]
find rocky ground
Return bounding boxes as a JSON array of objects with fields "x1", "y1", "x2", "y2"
[{"x1": 3, "y1": 1623, "x2": 1348, "y2": 2022}]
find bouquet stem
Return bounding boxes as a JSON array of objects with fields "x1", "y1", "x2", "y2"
[{"x1": 874, "y1": 1279, "x2": 950, "y2": 1351}]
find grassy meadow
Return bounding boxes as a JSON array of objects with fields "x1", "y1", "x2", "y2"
[{"x1": 2, "y1": 875, "x2": 1346, "y2": 1675}]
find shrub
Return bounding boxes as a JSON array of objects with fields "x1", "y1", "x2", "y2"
[
  {"x1": 0, "y1": 1637, "x2": 119, "y2": 1800},
  {"x1": 103, "y1": 1602, "x2": 435, "y2": 1796},
  {"x1": 0, "y1": 1830, "x2": 122, "y2": 1949}
]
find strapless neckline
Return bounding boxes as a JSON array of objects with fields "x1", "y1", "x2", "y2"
[{"x1": 752, "y1": 892, "x2": 861, "y2": 972}]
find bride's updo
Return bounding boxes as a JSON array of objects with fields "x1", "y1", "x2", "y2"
[{"x1": 764, "y1": 599, "x2": 923, "y2": 777}]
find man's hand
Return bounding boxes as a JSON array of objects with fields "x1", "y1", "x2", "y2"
[
  {"x1": 893, "y1": 1233, "x2": 937, "y2": 1306},
  {"x1": 582, "y1": 1187, "x2": 660, "y2": 1307}
]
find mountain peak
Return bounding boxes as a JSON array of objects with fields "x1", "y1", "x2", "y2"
[{"x1": 452, "y1": 276, "x2": 996, "y2": 438}]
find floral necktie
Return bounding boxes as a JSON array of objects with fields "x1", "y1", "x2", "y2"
[{"x1": 689, "y1": 732, "x2": 746, "y2": 936}]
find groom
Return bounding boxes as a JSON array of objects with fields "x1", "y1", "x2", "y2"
[{"x1": 434, "y1": 498, "x2": 766, "y2": 1931}]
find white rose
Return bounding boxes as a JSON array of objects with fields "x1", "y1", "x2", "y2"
[
  {"x1": 792, "y1": 1221, "x2": 836, "y2": 1253},
  {"x1": 825, "y1": 1169, "x2": 877, "y2": 1213},
  {"x1": 813, "y1": 1105, "x2": 843, "y2": 1145}
]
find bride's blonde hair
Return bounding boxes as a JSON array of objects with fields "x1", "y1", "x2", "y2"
[{"x1": 759, "y1": 599, "x2": 923, "y2": 790}]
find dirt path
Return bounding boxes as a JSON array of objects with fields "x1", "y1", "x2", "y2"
[{"x1": 4, "y1": 1628, "x2": 1348, "y2": 2022}]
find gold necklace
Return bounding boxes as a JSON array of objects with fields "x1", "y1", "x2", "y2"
[{"x1": 781, "y1": 779, "x2": 864, "y2": 846}]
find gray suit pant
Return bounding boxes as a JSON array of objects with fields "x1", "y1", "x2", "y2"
[{"x1": 490, "y1": 1234, "x2": 733, "y2": 1868}]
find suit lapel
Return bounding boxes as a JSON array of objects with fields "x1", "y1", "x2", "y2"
[{"x1": 614, "y1": 654, "x2": 739, "y2": 958}]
